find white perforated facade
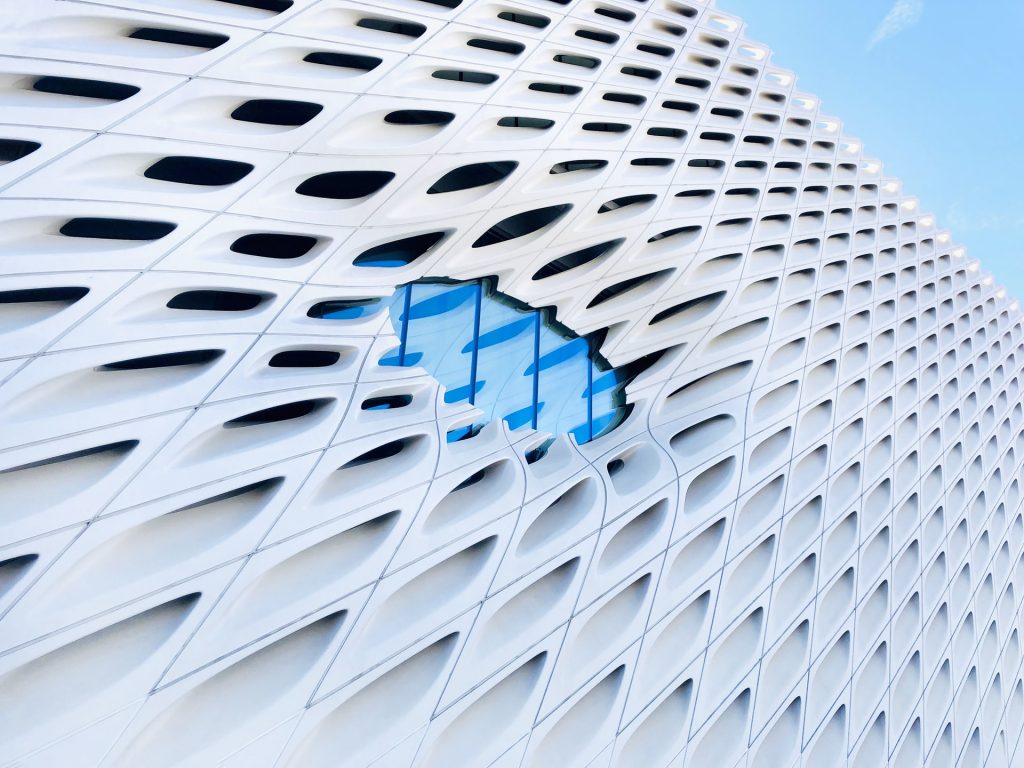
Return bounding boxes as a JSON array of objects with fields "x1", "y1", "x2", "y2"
[{"x1": 2, "y1": 1, "x2": 1024, "y2": 766}]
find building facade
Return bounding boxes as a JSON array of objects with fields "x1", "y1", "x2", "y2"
[{"x1": 1, "y1": 0, "x2": 1023, "y2": 766}]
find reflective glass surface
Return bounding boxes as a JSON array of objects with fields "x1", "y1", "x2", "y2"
[{"x1": 382, "y1": 279, "x2": 629, "y2": 444}]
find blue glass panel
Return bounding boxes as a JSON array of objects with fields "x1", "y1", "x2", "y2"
[
  {"x1": 528, "y1": 336, "x2": 589, "y2": 375},
  {"x1": 402, "y1": 283, "x2": 476, "y2": 404},
  {"x1": 504, "y1": 403, "x2": 535, "y2": 430},
  {"x1": 443, "y1": 381, "x2": 484, "y2": 404},
  {"x1": 537, "y1": 333, "x2": 589, "y2": 439},
  {"x1": 590, "y1": 410, "x2": 618, "y2": 438},
  {"x1": 407, "y1": 284, "x2": 476, "y2": 320},
  {"x1": 380, "y1": 350, "x2": 425, "y2": 367},
  {"x1": 474, "y1": 293, "x2": 535, "y2": 431},
  {"x1": 469, "y1": 316, "x2": 535, "y2": 352},
  {"x1": 381, "y1": 278, "x2": 629, "y2": 444},
  {"x1": 315, "y1": 298, "x2": 381, "y2": 320},
  {"x1": 589, "y1": 369, "x2": 620, "y2": 396},
  {"x1": 324, "y1": 307, "x2": 367, "y2": 319},
  {"x1": 569, "y1": 422, "x2": 591, "y2": 444}
]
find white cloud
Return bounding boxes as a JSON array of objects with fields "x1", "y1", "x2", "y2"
[
  {"x1": 867, "y1": 0, "x2": 924, "y2": 49},
  {"x1": 945, "y1": 200, "x2": 1024, "y2": 233}
]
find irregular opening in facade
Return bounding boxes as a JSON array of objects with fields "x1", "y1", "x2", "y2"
[{"x1": 380, "y1": 278, "x2": 636, "y2": 444}]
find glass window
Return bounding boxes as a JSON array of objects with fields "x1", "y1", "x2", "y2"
[{"x1": 382, "y1": 279, "x2": 633, "y2": 445}]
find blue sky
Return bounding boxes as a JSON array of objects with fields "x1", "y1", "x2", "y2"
[{"x1": 720, "y1": 0, "x2": 1024, "y2": 300}]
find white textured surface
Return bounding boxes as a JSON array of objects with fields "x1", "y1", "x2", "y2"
[{"x1": 1, "y1": 0, "x2": 1023, "y2": 766}]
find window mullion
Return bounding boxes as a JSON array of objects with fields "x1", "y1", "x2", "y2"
[{"x1": 469, "y1": 281, "x2": 483, "y2": 405}]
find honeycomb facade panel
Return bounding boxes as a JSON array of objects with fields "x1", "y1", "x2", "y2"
[{"x1": 1, "y1": 0, "x2": 1023, "y2": 766}]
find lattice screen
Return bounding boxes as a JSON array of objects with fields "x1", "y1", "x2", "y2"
[{"x1": 1, "y1": 1, "x2": 1023, "y2": 766}]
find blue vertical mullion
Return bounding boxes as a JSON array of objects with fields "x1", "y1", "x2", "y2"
[
  {"x1": 397, "y1": 283, "x2": 412, "y2": 366},
  {"x1": 531, "y1": 311, "x2": 541, "y2": 429},
  {"x1": 587, "y1": 358, "x2": 594, "y2": 443},
  {"x1": 468, "y1": 281, "x2": 483, "y2": 405}
]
